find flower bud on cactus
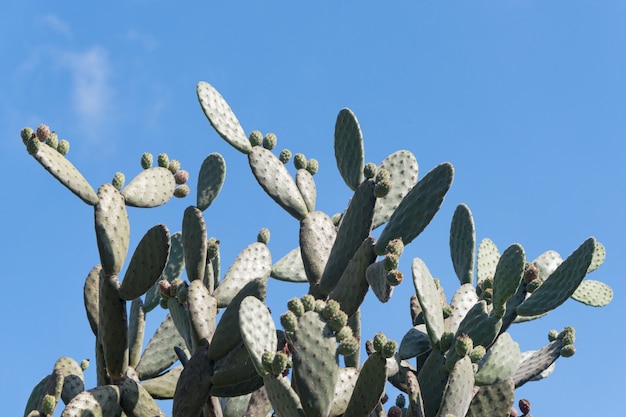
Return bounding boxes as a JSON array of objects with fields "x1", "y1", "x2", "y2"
[
  {"x1": 287, "y1": 297, "x2": 305, "y2": 317},
  {"x1": 560, "y1": 344, "x2": 576, "y2": 357},
  {"x1": 442, "y1": 304, "x2": 452, "y2": 319},
  {"x1": 249, "y1": 130, "x2": 263, "y2": 147},
  {"x1": 159, "y1": 280, "x2": 172, "y2": 298},
  {"x1": 170, "y1": 278, "x2": 183, "y2": 297},
  {"x1": 257, "y1": 228, "x2": 271, "y2": 244},
  {"x1": 42, "y1": 394, "x2": 56, "y2": 415},
  {"x1": 47, "y1": 132, "x2": 59, "y2": 149},
  {"x1": 262, "y1": 351, "x2": 275, "y2": 374},
  {"x1": 21, "y1": 127, "x2": 34, "y2": 144},
  {"x1": 523, "y1": 262, "x2": 540, "y2": 284},
  {"x1": 559, "y1": 326, "x2": 575, "y2": 345},
  {"x1": 279, "y1": 149, "x2": 292, "y2": 164},
  {"x1": 382, "y1": 340, "x2": 398, "y2": 358},
  {"x1": 388, "y1": 406, "x2": 402, "y2": 417},
  {"x1": 469, "y1": 345, "x2": 486, "y2": 362},
  {"x1": 314, "y1": 299, "x2": 326, "y2": 313},
  {"x1": 337, "y1": 335, "x2": 359, "y2": 356},
  {"x1": 174, "y1": 169, "x2": 189, "y2": 185},
  {"x1": 526, "y1": 277, "x2": 542, "y2": 293},
  {"x1": 331, "y1": 213, "x2": 342, "y2": 227},
  {"x1": 373, "y1": 332, "x2": 387, "y2": 353},
  {"x1": 177, "y1": 284, "x2": 189, "y2": 304},
  {"x1": 27, "y1": 137, "x2": 40, "y2": 155},
  {"x1": 263, "y1": 133, "x2": 277, "y2": 150},
  {"x1": 519, "y1": 399, "x2": 531, "y2": 415},
  {"x1": 321, "y1": 299, "x2": 340, "y2": 320},
  {"x1": 159, "y1": 296, "x2": 169, "y2": 309},
  {"x1": 207, "y1": 238, "x2": 220, "y2": 259},
  {"x1": 306, "y1": 158, "x2": 319, "y2": 175},
  {"x1": 57, "y1": 139, "x2": 70, "y2": 155},
  {"x1": 385, "y1": 238, "x2": 405, "y2": 256},
  {"x1": 509, "y1": 408, "x2": 519, "y2": 417},
  {"x1": 396, "y1": 394, "x2": 406, "y2": 408},
  {"x1": 455, "y1": 334, "x2": 474, "y2": 357},
  {"x1": 363, "y1": 162, "x2": 377, "y2": 179},
  {"x1": 548, "y1": 329, "x2": 559, "y2": 341},
  {"x1": 168, "y1": 159, "x2": 181, "y2": 174},
  {"x1": 375, "y1": 168, "x2": 391, "y2": 182},
  {"x1": 335, "y1": 325, "x2": 353, "y2": 342},
  {"x1": 328, "y1": 311, "x2": 348, "y2": 332},
  {"x1": 36, "y1": 124, "x2": 51, "y2": 142},
  {"x1": 272, "y1": 351, "x2": 289, "y2": 375},
  {"x1": 301, "y1": 294, "x2": 315, "y2": 312},
  {"x1": 294, "y1": 153, "x2": 307, "y2": 170},
  {"x1": 386, "y1": 270, "x2": 403, "y2": 286},
  {"x1": 374, "y1": 178, "x2": 392, "y2": 198},
  {"x1": 112, "y1": 172, "x2": 125, "y2": 190},
  {"x1": 480, "y1": 287, "x2": 493, "y2": 303},
  {"x1": 280, "y1": 311, "x2": 298, "y2": 332},
  {"x1": 80, "y1": 359, "x2": 90, "y2": 370},
  {"x1": 141, "y1": 152, "x2": 153, "y2": 169},
  {"x1": 157, "y1": 153, "x2": 169, "y2": 168},
  {"x1": 439, "y1": 331, "x2": 454, "y2": 352},
  {"x1": 383, "y1": 254, "x2": 399, "y2": 271},
  {"x1": 174, "y1": 184, "x2": 190, "y2": 198}
]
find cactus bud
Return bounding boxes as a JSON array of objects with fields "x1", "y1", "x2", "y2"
[
  {"x1": 523, "y1": 262, "x2": 540, "y2": 284},
  {"x1": 174, "y1": 169, "x2": 189, "y2": 185},
  {"x1": 112, "y1": 172, "x2": 125, "y2": 190},
  {"x1": 548, "y1": 329, "x2": 559, "y2": 341},
  {"x1": 363, "y1": 162, "x2": 377, "y2": 179},
  {"x1": 174, "y1": 184, "x2": 190, "y2": 198},
  {"x1": 280, "y1": 311, "x2": 298, "y2": 332},
  {"x1": 249, "y1": 130, "x2": 263, "y2": 147},
  {"x1": 382, "y1": 339, "x2": 398, "y2": 358},
  {"x1": 26, "y1": 137, "x2": 40, "y2": 155},
  {"x1": 80, "y1": 359, "x2": 90, "y2": 370},
  {"x1": 385, "y1": 238, "x2": 405, "y2": 256},
  {"x1": 560, "y1": 344, "x2": 576, "y2": 357},
  {"x1": 159, "y1": 280, "x2": 172, "y2": 297},
  {"x1": 519, "y1": 399, "x2": 531, "y2": 415},
  {"x1": 442, "y1": 304, "x2": 452, "y2": 319},
  {"x1": 21, "y1": 127, "x2": 34, "y2": 144},
  {"x1": 328, "y1": 311, "x2": 348, "y2": 332},
  {"x1": 207, "y1": 238, "x2": 220, "y2": 259},
  {"x1": 439, "y1": 331, "x2": 454, "y2": 352},
  {"x1": 301, "y1": 294, "x2": 315, "y2": 312},
  {"x1": 375, "y1": 168, "x2": 391, "y2": 182},
  {"x1": 294, "y1": 153, "x2": 307, "y2": 170},
  {"x1": 455, "y1": 334, "x2": 474, "y2": 357},
  {"x1": 559, "y1": 326, "x2": 575, "y2": 344},
  {"x1": 388, "y1": 406, "x2": 402, "y2": 417},
  {"x1": 42, "y1": 394, "x2": 56, "y2": 415},
  {"x1": 306, "y1": 158, "x2": 319, "y2": 175},
  {"x1": 57, "y1": 139, "x2": 70, "y2": 155},
  {"x1": 331, "y1": 212, "x2": 342, "y2": 227},
  {"x1": 257, "y1": 228, "x2": 271, "y2": 244},
  {"x1": 374, "y1": 178, "x2": 392, "y2": 198},
  {"x1": 395, "y1": 394, "x2": 406, "y2": 408},
  {"x1": 141, "y1": 152, "x2": 153, "y2": 169},
  {"x1": 287, "y1": 297, "x2": 305, "y2": 317},
  {"x1": 526, "y1": 277, "x2": 542, "y2": 293},
  {"x1": 372, "y1": 332, "x2": 387, "y2": 353},
  {"x1": 36, "y1": 124, "x2": 51, "y2": 142},
  {"x1": 262, "y1": 351, "x2": 275, "y2": 373},
  {"x1": 469, "y1": 345, "x2": 486, "y2": 363},
  {"x1": 272, "y1": 351, "x2": 289, "y2": 375},
  {"x1": 314, "y1": 299, "x2": 326, "y2": 314},
  {"x1": 157, "y1": 153, "x2": 169, "y2": 168},
  {"x1": 159, "y1": 296, "x2": 169, "y2": 309},
  {"x1": 337, "y1": 335, "x2": 359, "y2": 356},
  {"x1": 263, "y1": 133, "x2": 277, "y2": 150},
  {"x1": 509, "y1": 408, "x2": 519, "y2": 417},
  {"x1": 321, "y1": 299, "x2": 340, "y2": 320},
  {"x1": 46, "y1": 132, "x2": 59, "y2": 149},
  {"x1": 386, "y1": 270, "x2": 403, "y2": 286},
  {"x1": 177, "y1": 284, "x2": 189, "y2": 304},
  {"x1": 168, "y1": 159, "x2": 181, "y2": 174},
  {"x1": 335, "y1": 325, "x2": 353, "y2": 342},
  {"x1": 279, "y1": 149, "x2": 292, "y2": 164},
  {"x1": 170, "y1": 278, "x2": 183, "y2": 297},
  {"x1": 383, "y1": 254, "x2": 399, "y2": 271}
]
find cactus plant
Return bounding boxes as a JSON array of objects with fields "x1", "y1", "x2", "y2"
[{"x1": 20, "y1": 82, "x2": 613, "y2": 417}]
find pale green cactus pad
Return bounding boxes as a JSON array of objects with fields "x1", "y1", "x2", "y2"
[
  {"x1": 94, "y1": 183, "x2": 130, "y2": 276},
  {"x1": 97, "y1": 274, "x2": 128, "y2": 383},
  {"x1": 296, "y1": 169, "x2": 317, "y2": 212},
  {"x1": 239, "y1": 296, "x2": 278, "y2": 377},
  {"x1": 342, "y1": 352, "x2": 387, "y2": 417},
  {"x1": 299, "y1": 211, "x2": 336, "y2": 286},
  {"x1": 83, "y1": 265, "x2": 101, "y2": 336},
  {"x1": 448, "y1": 283, "x2": 478, "y2": 335},
  {"x1": 474, "y1": 332, "x2": 520, "y2": 386},
  {"x1": 449, "y1": 204, "x2": 476, "y2": 285},
  {"x1": 365, "y1": 260, "x2": 394, "y2": 303},
  {"x1": 128, "y1": 299, "x2": 145, "y2": 368},
  {"x1": 187, "y1": 280, "x2": 217, "y2": 347},
  {"x1": 136, "y1": 314, "x2": 188, "y2": 380},
  {"x1": 61, "y1": 385, "x2": 122, "y2": 417},
  {"x1": 412, "y1": 258, "x2": 445, "y2": 348},
  {"x1": 399, "y1": 324, "x2": 432, "y2": 360},
  {"x1": 121, "y1": 167, "x2": 175, "y2": 208},
  {"x1": 334, "y1": 108, "x2": 365, "y2": 191},
  {"x1": 142, "y1": 366, "x2": 182, "y2": 400},
  {"x1": 571, "y1": 279, "x2": 613, "y2": 306},
  {"x1": 182, "y1": 206, "x2": 207, "y2": 282},
  {"x1": 492, "y1": 244, "x2": 525, "y2": 318},
  {"x1": 144, "y1": 231, "x2": 185, "y2": 312},
  {"x1": 263, "y1": 375, "x2": 306, "y2": 417},
  {"x1": 197, "y1": 152, "x2": 226, "y2": 211},
  {"x1": 270, "y1": 247, "x2": 308, "y2": 283},
  {"x1": 437, "y1": 356, "x2": 474, "y2": 417},
  {"x1": 466, "y1": 379, "x2": 515, "y2": 417},
  {"x1": 476, "y1": 238, "x2": 500, "y2": 285},
  {"x1": 329, "y1": 367, "x2": 360, "y2": 416}
]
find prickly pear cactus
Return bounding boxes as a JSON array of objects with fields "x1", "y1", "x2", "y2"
[{"x1": 20, "y1": 82, "x2": 612, "y2": 417}]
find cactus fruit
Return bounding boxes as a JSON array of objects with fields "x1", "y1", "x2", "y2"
[{"x1": 21, "y1": 81, "x2": 613, "y2": 417}]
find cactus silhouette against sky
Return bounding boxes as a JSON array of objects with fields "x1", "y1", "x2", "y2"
[{"x1": 21, "y1": 82, "x2": 613, "y2": 417}]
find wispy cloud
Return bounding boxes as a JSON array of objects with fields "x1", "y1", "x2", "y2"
[
  {"x1": 124, "y1": 29, "x2": 159, "y2": 51},
  {"x1": 38, "y1": 14, "x2": 72, "y2": 38}
]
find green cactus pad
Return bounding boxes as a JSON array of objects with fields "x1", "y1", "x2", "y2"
[
  {"x1": 83, "y1": 265, "x2": 101, "y2": 336},
  {"x1": 492, "y1": 244, "x2": 525, "y2": 318},
  {"x1": 372, "y1": 150, "x2": 419, "y2": 229},
  {"x1": 292, "y1": 311, "x2": 339, "y2": 417},
  {"x1": 136, "y1": 313, "x2": 188, "y2": 380},
  {"x1": 119, "y1": 224, "x2": 171, "y2": 300},
  {"x1": 329, "y1": 367, "x2": 360, "y2": 416},
  {"x1": 119, "y1": 377, "x2": 165, "y2": 417},
  {"x1": 437, "y1": 356, "x2": 474, "y2": 417},
  {"x1": 450, "y1": 204, "x2": 476, "y2": 286},
  {"x1": 466, "y1": 379, "x2": 515, "y2": 417},
  {"x1": 248, "y1": 146, "x2": 309, "y2": 220},
  {"x1": 24, "y1": 375, "x2": 50, "y2": 417},
  {"x1": 141, "y1": 366, "x2": 182, "y2": 400},
  {"x1": 296, "y1": 169, "x2": 317, "y2": 212},
  {"x1": 411, "y1": 258, "x2": 445, "y2": 348},
  {"x1": 571, "y1": 279, "x2": 614, "y2": 306},
  {"x1": 299, "y1": 211, "x2": 337, "y2": 285},
  {"x1": 455, "y1": 300, "x2": 502, "y2": 350},
  {"x1": 27, "y1": 137, "x2": 99, "y2": 205},
  {"x1": 182, "y1": 206, "x2": 208, "y2": 282},
  {"x1": 511, "y1": 340, "x2": 562, "y2": 388},
  {"x1": 270, "y1": 247, "x2": 309, "y2": 283},
  {"x1": 399, "y1": 324, "x2": 432, "y2": 360},
  {"x1": 128, "y1": 299, "x2": 145, "y2": 368},
  {"x1": 197, "y1": 152, "x2": 226, "y2": 211},
  {"x1": 222, "y1": 394, "x2": 253, "y2": 417},
  {"x1": 210, "y1": 374, "x2": 264, "y2": 398},
  {"x1": 263, "y1": 375, "x2": 306, "y2": 417},
  {"x1": 144, "y1": 231, "x2": 185, "y2": 312},
  {"x1": 375, "y1": 162, "x2": 454, "y2": 255},
  {"x1": 319, "y1": 179, "x2": 376, "y2": 294},
  {"x1": 476, "y1": 238, "x2": 500, "y2": 285},
  {"x1": 213, "y1": 242, "x2": 272, "y2": 308},
  {"x1": 172, "y1": 345, "x2": 212, "y2": 417},
  {"x1": 52, "y1": 357, "x2": 85, "y2": 406},
  {"x1": 366, "y1": 260, "x2": 394, "y2": 303},
  {"x1": 329, "y1": 236, "x2": 377, "y2": 317},
  {"x1": 342, "y1": 353, "x2": 387, "y2": 417},
  {"x1": 94, "y1": 183, "x2": 130, "y2": 276},
  {"x1": 212, "y1": 342, "x2": 260, "y2": 388},
  {"x1": 417, "y1": 350, "x2": 448, "y2": 417},
  {"x1": 187, "y1": 280, "x2": 218, "y2": 347},
  {"x1": 197, "y1": 81, "x2": 251, "y2": 154},
  {"x1": 167, "y1": 296, "x2": 193, "y2": 352},
  {"x1": 334, "y1": 108, "x2": 365, "y2": 191},
  {"x1": 474, "y1": 332, "x2": 520, "y2": 386},
  {"x1": 98, "y1": 273, "x2": 128, "y2": 383},
  {"x1": 121, "y1": 167, "x2": 176, "y2": 208},
  {"x1": 208, "y1": 278, "x2": 267, "y2": 361},
  {"x1": 448, "y1": 283, "x2": 478, "y2": 335},
  {"x1": 517, "y1": 237, "x2": 597, "y2": 316},
  {"x1": 61, "y1": 385, "x2": 122, "y2": 417},
  {"x1": 239, "y1": 296, "x2": 278, "y2": 377}
]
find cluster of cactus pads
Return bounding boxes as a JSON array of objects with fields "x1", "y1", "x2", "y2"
[{"x1": 21, "y1": 81, "x2": 613, "y2": 417}]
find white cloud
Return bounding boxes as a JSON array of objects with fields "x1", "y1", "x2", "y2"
[{"x1": 38, "y1": 14, "x2": 72, "y2": 38}]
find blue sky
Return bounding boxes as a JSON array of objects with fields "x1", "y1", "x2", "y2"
[{"x1": 2, "y1": 1, "x2": 624, "y2": 416}]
